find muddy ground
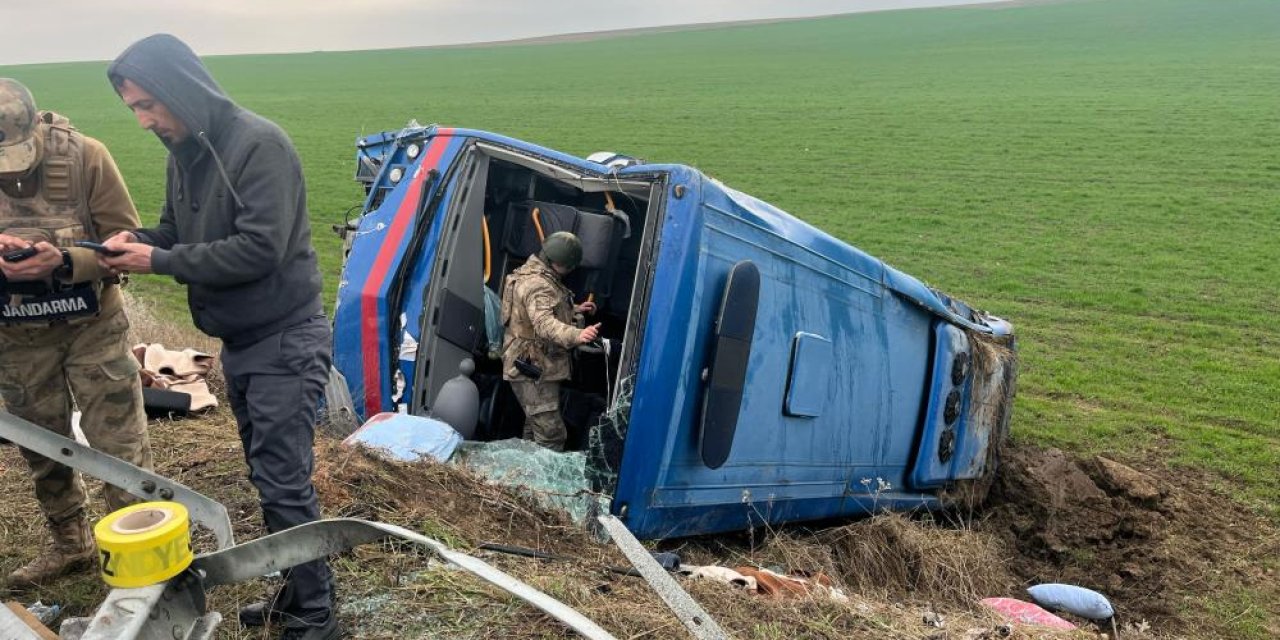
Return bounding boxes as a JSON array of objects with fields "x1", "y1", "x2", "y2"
[
  {"x1": 2, "y1": 412, "x2": 1275, "y2": 639},
  {"x1": 978, "y1": 444, "x2": 1279, "y2": 637}
]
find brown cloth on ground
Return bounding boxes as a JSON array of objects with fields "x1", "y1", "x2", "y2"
[
  {"x1": 130, "y1": 343, "x2": 217, "y2": 410},
  {"x1": 733, "y1": 567, "x2": 849, "y2": 603}
]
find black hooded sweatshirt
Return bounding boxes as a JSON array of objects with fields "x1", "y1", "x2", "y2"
[{"x1": 108, "y1": 34, "x2": 323, "y2": 347}]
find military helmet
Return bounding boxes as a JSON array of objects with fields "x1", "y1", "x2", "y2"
[
  {"x1": 0, "y1": 78, "x2": 39, "y2": 174},
  {"x1": 541, "y1": 231, "x2": 583, "y2": 271}
]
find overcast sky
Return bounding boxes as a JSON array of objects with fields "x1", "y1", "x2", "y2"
[{"x1": 2, "y1": 0, "x2": 1003, "y2": 66}]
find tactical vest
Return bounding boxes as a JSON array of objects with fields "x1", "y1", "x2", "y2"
[
  {"x1": 0, "y1": 112, "x2": 103, "y2": 325},
  {"x1": 501, "y1": 257, "x2": 570, "y2": 329},
  {"x1": 0, "y1": 111, "x2": 96, "y2": 245},
  {"x1": 499, "y1": 260, "x2": 578, "y2": 382}
]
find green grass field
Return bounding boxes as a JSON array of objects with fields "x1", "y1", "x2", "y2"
[{"x1": 3, "y1": 0, "x2": 1277, "y2": 513}]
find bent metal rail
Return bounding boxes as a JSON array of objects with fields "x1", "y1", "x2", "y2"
[{"x1": 0, "y1": 410, "x2": 620, "y2": 640}]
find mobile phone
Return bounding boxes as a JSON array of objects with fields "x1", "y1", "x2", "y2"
[
  {"x1": 74, "y1": 240, "x2": 126, "y2": 257},
  {"x1": 2, "y1": 246, "x2": 38, "y2": 263}
]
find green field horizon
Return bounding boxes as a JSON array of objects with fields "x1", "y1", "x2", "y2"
[{"x1": 2, "y1": 0, "x2": 1276, "y2": 519}]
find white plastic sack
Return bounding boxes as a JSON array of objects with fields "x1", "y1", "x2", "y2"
[{"x1": 1027, "y1": 583, "x2": 1115, "y2": 620}]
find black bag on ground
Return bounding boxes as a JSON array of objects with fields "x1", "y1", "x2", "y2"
[{"x1": 142, "y1": 388, "x2": 191, "y2": 419}]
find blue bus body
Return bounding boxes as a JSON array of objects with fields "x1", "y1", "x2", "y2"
[{"x1": 333, "y1": 125, "x2": 1017, "y2": 540}]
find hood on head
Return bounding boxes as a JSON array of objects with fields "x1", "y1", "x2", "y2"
[{"x1": 107, "y1": 34, "x2": 235, "y2": 143}]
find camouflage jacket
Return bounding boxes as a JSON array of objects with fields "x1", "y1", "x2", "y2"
[{"x1": 500, "y1": 254, "x2": 580, "y2": 382}]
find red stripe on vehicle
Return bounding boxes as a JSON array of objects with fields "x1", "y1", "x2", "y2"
[{"x1": 359, "y1": 135, "x2": 452, "y2": 416}]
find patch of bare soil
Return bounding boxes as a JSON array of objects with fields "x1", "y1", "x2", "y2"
[
  {"x1": 659, "y1": 443, "x2": 1279, "y2": 639},
  {"x1": 5, "y1": 418, "x2": 1276, "y2": 638},
  {"x1": 977, "y1": 444, "x2": 1280, "y2": 637}
]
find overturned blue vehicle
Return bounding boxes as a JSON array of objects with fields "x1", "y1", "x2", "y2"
[{"x1": 332, "y1": 124, "x2": 1017, "y2": 541}]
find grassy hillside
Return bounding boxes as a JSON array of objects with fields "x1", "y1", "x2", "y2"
[{"x1": 2, "y1": 0, "x2": 1276, "y2": 514}]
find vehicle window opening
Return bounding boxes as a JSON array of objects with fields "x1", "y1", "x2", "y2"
[{"x1": 413, "y1": 152, "x2": 656, "y2": 474}]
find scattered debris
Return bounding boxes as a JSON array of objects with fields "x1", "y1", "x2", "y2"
[
  {"x1": 676, "y1": 564, "x2": 850, "y2": 605},
  {"x1": 131, "y1": 342, "x2": 217, "y2": 412},
  {"x1": 651, "y1": 551, "x2": 681, "y2": 571},
  {"x1": 25, "y1": 601, "x2": 60, "y2": 626},
  {"x1": 5, "y1": 394, "x2": 1276, "y2": 638},
  {"x1": 984, "y1": 444, "x2": 1280, "y2": 636},
  {"x1": 2, "y1": 601, "x2": 58, "y2": 640},
  {"x1": 453, "y1": 438, "x2": 610, "y2": 529},
  {"x1": 679, "y1": 566, "x2": 758, "y2": 591},
  {"x1": 338, "y1": 592, "x2": 394, "y2": 618},
  {"x1": 321, "y1": 366, "x2": 360, "y2": 437},
  {"x1": 735, "y1": 567, "x2": 849, "y2": 603},
  {"x1": 599, "y1": 514, "x2": 729, "y2": 640},
  {"x1": 922, "y1": 609, "x2": 946, "y2": 628},
  {"x1": 57, "y1": 618, "x2": 89, "y2": 640}
]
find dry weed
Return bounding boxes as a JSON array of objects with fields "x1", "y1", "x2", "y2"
[{"x1": 819, "y1": 512, "x2": 1019, "y2": 606}]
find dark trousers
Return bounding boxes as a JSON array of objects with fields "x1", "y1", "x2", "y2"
[{"x1": 222, "y1": 315, "x2": 333, "y2": 624}]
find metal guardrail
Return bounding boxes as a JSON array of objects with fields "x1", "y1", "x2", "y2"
[
  {"x1": 1, "y1": 410, "x2": 618, "y2": 639},
  {"x1": 0, "y1": 411, "x2": 234, "y2": 549}
]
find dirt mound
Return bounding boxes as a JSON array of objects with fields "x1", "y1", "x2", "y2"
[{"x1": 980, "y1": 444, "x2": 1280, "y2": 637}]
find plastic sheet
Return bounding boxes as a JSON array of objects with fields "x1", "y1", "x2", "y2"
[
  {"x1": 980, "y1": 597, "x2": 1077, "y2": 630},
  {"x1": 454, "y1": 438, "x2": 610, "y2": 528},
  {"x1": 342, "y1": 413, "x2": 463, "y2": 463},
  {"x1": 27, "y1": 601, "x2": 61, "y2": 626}
]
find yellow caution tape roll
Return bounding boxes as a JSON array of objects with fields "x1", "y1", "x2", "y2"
[{"x1": 94, "y1": 501, "x2": 193, "y2": 588}]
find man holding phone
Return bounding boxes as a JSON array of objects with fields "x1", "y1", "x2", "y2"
[
  {"x1": 100, "y1": 35, "x2": 337, "y2": 639},
  {"x1": 0, "y1": 78, "x2": 153, "y2": 587}
]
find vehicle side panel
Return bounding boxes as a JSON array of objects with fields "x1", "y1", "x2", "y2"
[{"x1": 615, "y1": 176, "x2": 944, "y2": 539}]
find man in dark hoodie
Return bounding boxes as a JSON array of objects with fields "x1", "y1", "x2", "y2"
[{"x1": 101, "y1": 34, "x2": 339, "y2": 640}]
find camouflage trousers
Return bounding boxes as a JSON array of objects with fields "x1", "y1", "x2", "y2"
[
  {"x1": 0, "y1": 307, "x2": 152, "y2": 522},
  {"x1": 510, "y1": 380, "x2": 566, "y2": 452}
]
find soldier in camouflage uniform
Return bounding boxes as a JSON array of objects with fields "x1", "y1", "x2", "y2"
[
  {"x1": 500, "y1": 232, "x2": 600, "y2": 451},
  {"x1": 0, "y1": 78, "x2": 153, "y2": 588}
]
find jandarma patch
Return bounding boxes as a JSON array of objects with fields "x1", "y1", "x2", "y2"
[{"x1": 1, "y1": 287, "x2": 99, "y2": 322}]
